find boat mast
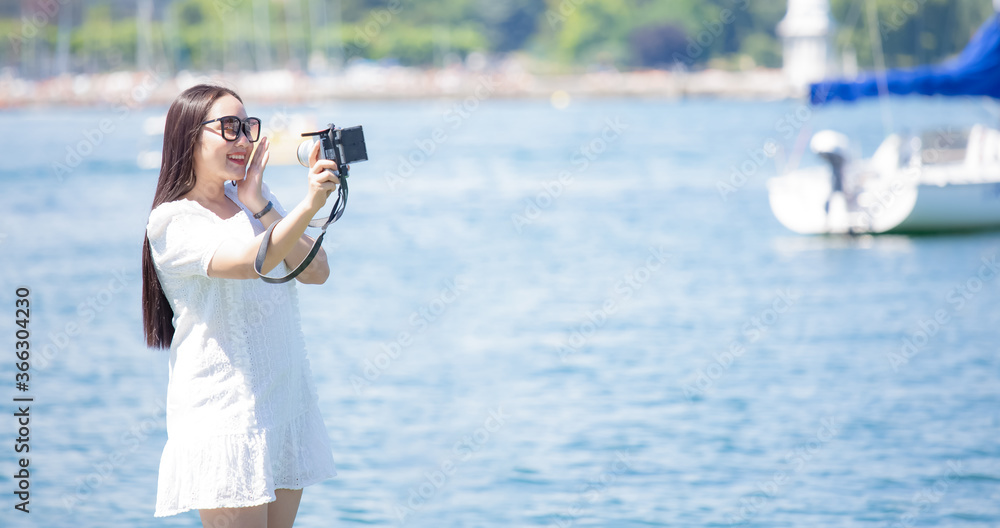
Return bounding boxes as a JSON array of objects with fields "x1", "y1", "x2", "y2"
[
  {"x1": 137, "y1": 0, "x2": 153, "y2": 72},
  {"x1": 865, "y1": 1, "x2": 894, "y2": 136},
  {"x1": 253, "y1": 0, "x2": 272, "y2": 71},
  {"x1": 55, "y1": 1, "x2": 71, "y2": 75}
]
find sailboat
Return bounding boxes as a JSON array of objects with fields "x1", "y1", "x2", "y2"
[{"x1": 768, "y1": 8, "x2": 1000, "y2": 234}]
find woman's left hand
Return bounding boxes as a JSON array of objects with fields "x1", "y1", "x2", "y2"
[{"x1": 238, "y1": 135, "x2": 270, "y2": 210}]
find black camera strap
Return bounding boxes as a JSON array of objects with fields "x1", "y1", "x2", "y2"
[{"x1": 253, "y1": 174, "x2": 349, "y2": 284}]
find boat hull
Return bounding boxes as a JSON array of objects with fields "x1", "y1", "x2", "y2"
[
  {"x1": 889, "y1": 181, "x2": 1000, "y2": 233},
  {"x1": 767, "y1": 169, "x2": 1000, "y2": 235}
]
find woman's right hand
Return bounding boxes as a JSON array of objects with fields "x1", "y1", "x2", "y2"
[{"x1": 305, "y1": 140, "x2": 342, "y2": 213}]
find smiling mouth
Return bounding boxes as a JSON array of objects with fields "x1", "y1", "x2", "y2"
[{"x1": 227, "y1": 153, "x2": 247, "y2": 164}]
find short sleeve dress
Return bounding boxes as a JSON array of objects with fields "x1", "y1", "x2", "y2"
[{"x1": 146, "y1": 182, "x2": 336, "y2": 517}]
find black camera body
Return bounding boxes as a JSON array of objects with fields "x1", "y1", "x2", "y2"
[{"x1": 297, "y1": 124, "x2": 368, "y2": 174}]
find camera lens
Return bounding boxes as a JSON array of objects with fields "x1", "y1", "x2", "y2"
[{"x1": 296, "y1": 138, "x2": 318, "y2": 167}]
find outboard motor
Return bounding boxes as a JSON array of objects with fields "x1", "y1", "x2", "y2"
[{"x1": 810, "y1": 130, "x2": 851, "y2": 195}]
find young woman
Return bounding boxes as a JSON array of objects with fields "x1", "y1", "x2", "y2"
[{"x1": 141, "y1": 84, "x2": 341, "y2": 527}]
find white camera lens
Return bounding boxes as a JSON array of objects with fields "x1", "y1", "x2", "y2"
[{"x1": 296, "y1": 138, "x2": 318, "y2": 167}]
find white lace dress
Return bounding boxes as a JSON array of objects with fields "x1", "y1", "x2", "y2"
[{"x1": 147, "y1": 183, "x2": 336, "y2": 517}]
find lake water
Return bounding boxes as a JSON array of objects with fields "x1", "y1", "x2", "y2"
[{"x1": 2, "y1": 94, "x2": 999, "y2": 527}]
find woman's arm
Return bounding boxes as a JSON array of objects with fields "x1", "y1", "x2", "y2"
[
  {"x1": 209, "y1": 139, "x2": 339, "y2": 281},
  {"x1": 253, "y1": 205, "x2": 330, "y2": 284},
  {"x1": 206, "y1": 197, "x2": 333, "y2": 281}
]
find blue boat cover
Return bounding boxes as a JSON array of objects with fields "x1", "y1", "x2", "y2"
[{"x1": 810, "y1": 14, "x2": 1000, "y2": 104}]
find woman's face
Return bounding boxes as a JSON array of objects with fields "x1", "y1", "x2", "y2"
[{"x1": 193, "y1": 94, "x2": 253, "y2": 185}]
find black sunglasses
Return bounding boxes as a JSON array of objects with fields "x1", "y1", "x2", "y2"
[{"x1": 201, "y1": 115, "x2": 261, "y2": 142}]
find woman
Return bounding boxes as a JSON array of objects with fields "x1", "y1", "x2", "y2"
[{"x1": 141, "y1": 84, "x2": 340, "y2": 527}]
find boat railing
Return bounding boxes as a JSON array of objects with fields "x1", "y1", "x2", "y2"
[{"x1": 965, "y1": 124, "x2": 1000, "y2": 168}]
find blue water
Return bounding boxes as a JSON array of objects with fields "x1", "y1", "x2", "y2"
[{"x1": 1, "y1": 94, "x2": 999, "y2": 527}]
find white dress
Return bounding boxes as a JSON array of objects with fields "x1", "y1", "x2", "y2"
[{"x1": 146, "y1": 183, "x2": 336, "y2": 517}]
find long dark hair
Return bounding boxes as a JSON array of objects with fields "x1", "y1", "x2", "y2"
[{"x1": 142, "y1": 84, "x2": 243, "y2": 349}]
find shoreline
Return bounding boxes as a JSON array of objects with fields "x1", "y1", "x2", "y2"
[{"x1": 0, "y1": 66, "x2": 803, "y2": 108}]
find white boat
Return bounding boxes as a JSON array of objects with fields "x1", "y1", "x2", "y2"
[
  {"x1": 768, "y1": 6, "x2": 1000, "y2": 235},
  {"x1": 768, "y1": 126, "x2": 1000, "y2": 234}
]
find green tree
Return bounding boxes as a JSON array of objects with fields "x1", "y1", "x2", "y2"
[
  {"x1": 2, "y1": 0, "x2": 996, "y2": 75},
  {"x1": 830, "y1": 0, "x2": 995, "y2": 69}
]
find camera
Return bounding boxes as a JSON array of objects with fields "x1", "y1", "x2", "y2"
[
  {"x1": 296, "y1": 124, "x2": 368, "y2": 172},
  {"x1": 256, "y1": 123, "x2": 365, "y2": 284}
]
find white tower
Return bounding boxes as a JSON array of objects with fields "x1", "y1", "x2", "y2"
[{"x1": 777, "y1": 0, "x2": 835, "y2": 91}]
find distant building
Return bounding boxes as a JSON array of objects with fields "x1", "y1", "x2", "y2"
[{"x1": 777, "y1": 0, "x2": 835, "y2": 91}]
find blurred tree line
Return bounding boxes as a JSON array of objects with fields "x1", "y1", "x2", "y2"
[{"x1": 0, "y1": 0, "x2": 995, "y2": 77}]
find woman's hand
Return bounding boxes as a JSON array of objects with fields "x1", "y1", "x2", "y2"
[
  {"x1": 237, "y1": 135, "x2": 270, "y2": 212},
  {"x1": 304, "y1": 140, "x2": 342, "y2": 213}
]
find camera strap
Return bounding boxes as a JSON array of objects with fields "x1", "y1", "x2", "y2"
[{"x1": 253, "y1": 176, "x2": 348, "y2": 284}]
